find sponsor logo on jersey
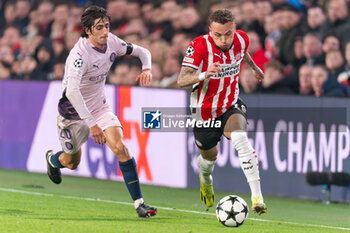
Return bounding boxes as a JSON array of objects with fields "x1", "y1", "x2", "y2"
[
  {"x1": 70, "y1": 68, "x2": 82, "y2": 75},
  {"x1": 212, "y1": 63, "x2": 240, "y2": 79},
  {"x1": 183, "y1": 57, "x2": 194, "y2": 63},
  {"x1": 88, "y1": 72, "x2": 108, "y2": 83}
]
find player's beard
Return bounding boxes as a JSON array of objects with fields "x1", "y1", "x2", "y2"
[{"x1": 220, "y1": 43, "x2": 233, "y2": 52}]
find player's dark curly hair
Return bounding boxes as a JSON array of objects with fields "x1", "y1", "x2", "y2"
[
  {"x1": 209, "y1": 9, "x2": 235, "y2": 25},
  {"x1": 81, "y1": 6, "x2": 111, "y2": 38}
]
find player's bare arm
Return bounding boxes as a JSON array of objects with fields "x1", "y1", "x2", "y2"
[
  {"x1": 243, "y1": 52, "x2": 264, "y2": 81},
  {"x1": 177, "y1": 63, "x2": 221, "y2": 88}
]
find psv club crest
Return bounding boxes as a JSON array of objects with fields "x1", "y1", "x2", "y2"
[{"x1": 235, "y1": 53, "x2": 242, "y2": 61}]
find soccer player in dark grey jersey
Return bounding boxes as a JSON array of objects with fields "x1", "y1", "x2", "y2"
[{"x1": 45, "y1": 6, "x2": 156, "y2": 218}]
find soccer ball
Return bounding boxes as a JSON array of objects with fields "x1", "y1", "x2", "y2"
[{"x1": 216, "y1": 195, "x2": 249, "y2": 227}]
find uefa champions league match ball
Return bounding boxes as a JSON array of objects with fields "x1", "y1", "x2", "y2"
[{"x1": 216, "y1": 195, "x2": 249, "y2": 227}]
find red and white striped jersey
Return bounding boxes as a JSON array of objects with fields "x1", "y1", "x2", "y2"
[{"x1": 182, "y1": 30, "x2": 249, "y2": 121}]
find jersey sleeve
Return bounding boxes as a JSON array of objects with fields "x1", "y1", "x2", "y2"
[
  {"x1": 130, "y1": 44, "x2": 152, "y2": 70},
  {"x1": 109, "y1": 32, "x2": 128, "y2": 56},
  {"x1": 236, "y1": 30, "x2": 250, "y2": 55},
  {"x1": 65, "y1": 51, "x2": 96, "y2": 128},
  {"x1": 182, "y1": 38, "x2": 204, "y2": 70},
  {"x1": 65, "y1": 50, "x2": 88, "y2": 80}
]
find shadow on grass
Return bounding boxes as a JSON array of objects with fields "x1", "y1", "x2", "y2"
[
  {"x1": 22, "y1": 184, "x2": 45, "y2": 189},
  {"x1": 0, "y1": 209, "x2": 32, "y2": 215},
  {"x1": 30, "y1": 216, "x2": 172, "y2": 222}
]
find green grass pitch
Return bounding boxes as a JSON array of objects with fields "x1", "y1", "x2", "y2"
[{"x1": 0, "y1": 168, "x2": 349, "y2": 233}]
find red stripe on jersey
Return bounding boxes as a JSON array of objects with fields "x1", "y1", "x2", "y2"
[
  {"x1": 215, "y1": 78, "x2": 231, "y2": 116},
  {"x1": 197, "y1": 81, "x2": 202, "y2": 103},
  {"x1": 200, "y1": 35, "x2": 222, "y2": 120},
  {"x1": 233, "y1": 33, "x2": 242, "y2": 59},
  {"x1": 224, "y1": 33, "x2": 242, "y2": 110},
  {"x1": 225, "y1": 74, "x2": 239, "y2": 110},
  {"x1": 201, "y1": 78, "x2": 220, "y2": 120},
  {"x1": 215, "y1": 49, "x2": 232, "y2": 117},
  {"x1": 197, "y1": 39, "x2": 210, "y2": 104},
  {"x1": 201, "y1": 37, "x2": 209, "y2": 72}
]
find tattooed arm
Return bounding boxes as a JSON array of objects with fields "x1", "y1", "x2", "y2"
[
  {"x1": 243, "y1": 52, "x2": 264, "y2": 81},
  {"x1": 177, "y1": 63, "x2": 221, "y2": 88}
]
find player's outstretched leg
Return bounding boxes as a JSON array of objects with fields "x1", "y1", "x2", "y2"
[
  {"x1": 230, "y1": 131, "x2": 267, "y2": 215},
  {"x1": 197, "y1": 155, "x2": 215, "y2": 207},
  {"x1": 45, "y1": 150, "x2": 64, "y2": 184},
  {"x1": 119, "y1": 157, "x2": 157, "y2": 218}
]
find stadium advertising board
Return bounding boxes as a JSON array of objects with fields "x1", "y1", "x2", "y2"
[
  {"x1": 1, "y1": 81, "x2": 349, "y2": 201},
  {"x1": 0, "y1": 81, "x2": 187, "y2": 188}
]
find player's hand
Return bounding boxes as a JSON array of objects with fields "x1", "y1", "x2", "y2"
[
  {"x1": 90, "y1": 125, "x2": 106, "y2": 145},
  {"x1": 206, "y1": 62, "x2": 221, "y2": 78},
  {"x1": 136, "y1": 69, "x2": 152, "y2": 87},
  {"x1": 252, "y1": 67, "x2": 264, "y2": 82}
]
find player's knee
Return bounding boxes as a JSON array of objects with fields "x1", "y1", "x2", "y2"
[
  {"x1": 111, "y1": 141, "x2": 128, "y2": 156},
  {"x1": 202, "y1": 153, "x2": 217, "y2": 161},
  {"x1": 200, "y1": 147, "x2": 218, "y2": 161}
]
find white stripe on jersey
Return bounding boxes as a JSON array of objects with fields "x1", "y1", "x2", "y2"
[
  {"x1": 236, "y1": 33, "x2": 246, "y2": 55},
  {"x1": 198, "y1": 60, "x2": 203, "y2": 74},
  {"x1": 190, "y1": 60, "x2": 204, "y2": 110},
  {"x1": 204, "y1": 35, "x2": 214, "y2": 67},
  {"x1": 233, "y1": 33, "x2": 245, "y2": 105},
  {"x1": 225, "y1": 34, "x2": 245, "y2": 109},
  {"x1": 211, "y1": 50, "x2": 227, "y2": 118},
  {"x1": 222, "y1": 47, "x2": 235, "y2": 113},
  {"x1": 182, "y1": 63, "x2": 199, "y2": 70}
]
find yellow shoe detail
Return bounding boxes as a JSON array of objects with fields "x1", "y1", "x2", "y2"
[
  {"x1": 199, "y1": 175, "x2": 214, "y2": 207},
  {"x1": 252, "y1": 196, "x2": 267, "y2": 216}
]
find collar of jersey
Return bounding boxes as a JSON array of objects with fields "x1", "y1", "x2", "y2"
[
  {"x1": 92, "y1": 44, "x2": 107, "y2": 54},
  {"x1": 87, "y1": 38, "x2": 108, "y2": 54}
]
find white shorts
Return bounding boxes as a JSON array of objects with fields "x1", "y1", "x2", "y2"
[{"x1": 57, "y1": 108, "x2": 121, "y2": 154}]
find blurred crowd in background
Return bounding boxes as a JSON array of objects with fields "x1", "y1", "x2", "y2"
[{"x1": 0, "y1": 0, "x2": 350, "y2": 97}]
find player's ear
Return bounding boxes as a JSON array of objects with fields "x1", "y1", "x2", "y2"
[{"x1": 85, "y1": 27, "x2": 92, "y2": 36}]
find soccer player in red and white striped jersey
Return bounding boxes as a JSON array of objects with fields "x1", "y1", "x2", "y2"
[{"x1": 178, "y1": 9, "x2": 267, "y2": 215}]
